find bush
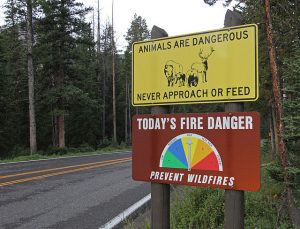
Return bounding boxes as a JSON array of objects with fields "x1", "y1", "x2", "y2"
[
  {"x1": 171, "y1": 187, "x2": 224, "y2": 229},
  {"x1": 119, "y1": 141, "x2": 127, "y2": 148},
  {"x1": 78, "y1": 143, "x2": 94, "y2": 152},
  {"x1": 96, "y1": 137, "x2": 131, "y2": 151},
  {"x1": 97, "y1": 137, "x2": 111, "y2": 148},
  {"x1": 9, "y1": 146, "x2": 31, "y2": 158},
  {"x1": 245, "y1": 165, "x2": 291, "y2": 228},
  {"x1": 44, "y1": 146, "x2": 70, "y2": 155}
]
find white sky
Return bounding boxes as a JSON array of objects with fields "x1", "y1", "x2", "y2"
[{"x1": 0, "y1": 0, "x2": 234, "y2": 51}]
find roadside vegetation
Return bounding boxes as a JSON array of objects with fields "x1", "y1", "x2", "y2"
[
  {"x1": 170, "y1": 150, "x2": 293, "y2": 228},
  {"x1": 125, "y1": 145, "x2": 294, "y2": 228},
  {"x1": 0, "y1": 142, "x2": 131, "y2": 163}
]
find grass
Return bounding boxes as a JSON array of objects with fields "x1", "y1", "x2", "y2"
[
  {"x1": 123, "y1": 218, "x2": 150, "y2": 229},
  {"x1": 0, "y1": 146, "x2": 132, "y2": 163},
  {"x1": 171, "y1": 187, "x2": 224, "y2": 229}
]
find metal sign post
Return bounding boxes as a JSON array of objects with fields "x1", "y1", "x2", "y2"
[{"x1": 150, "y1": 26, "x2": 170, "y2": 229}]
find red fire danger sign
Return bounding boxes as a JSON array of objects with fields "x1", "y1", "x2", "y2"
[{"x1": 132, "y1": 112, "x2": 260, "y2": 191}]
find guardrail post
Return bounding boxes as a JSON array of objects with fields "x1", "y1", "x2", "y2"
[{"x1": 150, "y1": 26, "x2": 170, "y2": 229}]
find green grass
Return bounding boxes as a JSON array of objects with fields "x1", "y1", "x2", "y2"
[
  {"x1": 123, "y1": 218, "x2": 150, "y2": 229},
  {"x1": 171, "y1": 187, "x2": 224, "y2": 229},
  {"x1": 0, "y1": 146, "x2": 132, "y2": 163}
]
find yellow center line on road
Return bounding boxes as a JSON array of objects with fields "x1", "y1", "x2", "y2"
[
  {"x1": 0, "y1": 158, "x2": 132, "y2": 187},
  {"x1": 0, "y1": 157, "x2": 132, "y2": 179}
]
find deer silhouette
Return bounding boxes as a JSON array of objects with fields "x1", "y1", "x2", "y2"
[{"x1": 198, "y1": 47, "x2": 215, "y2": 83}]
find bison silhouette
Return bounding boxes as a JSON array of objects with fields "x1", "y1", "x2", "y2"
[{"x1": 164, "y1": 60, "x2": 186, "y2": 87}]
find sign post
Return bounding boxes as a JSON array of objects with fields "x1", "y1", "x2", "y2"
[
  {"x1": 224, "y1": 10, "x2": 245, "y2": 229},
  {"x1": 150, "y1": 26, "x2": 170, "y2": 229}
]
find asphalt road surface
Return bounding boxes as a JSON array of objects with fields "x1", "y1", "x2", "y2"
[{"x1": 0, "y1": 152, "x2": 150, "y2": 229}]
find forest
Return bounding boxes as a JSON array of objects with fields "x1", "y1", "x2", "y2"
[
  {"x1": 0, "y1": 0, "x2": 299, "y2": 226},
  {"x1": 0, "y1": 0, "x2": 152, "y2": 157}
]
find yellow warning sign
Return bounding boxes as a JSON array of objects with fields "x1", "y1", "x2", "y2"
[{"x1": 132, "y1": 24, "x2": 258, "y2": 106}]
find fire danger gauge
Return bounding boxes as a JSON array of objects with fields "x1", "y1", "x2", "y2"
[{"x1": 160, "y1": 133, "x2": 223, "y2": 172}]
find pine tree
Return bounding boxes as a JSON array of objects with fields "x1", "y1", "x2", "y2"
[
  {"x1": 282, "y1": 43, "x2": 300, "y2": 222},
  {"x1": 100, "y1": 21, "x2": 118, "y2": 142},
  {"x1": 123, "y1": 14, "x2": 150, "y2": 142},
  {"x1": 0, "y1": 0, "x2": 28, "y2": 157},
  {"x1": 35, "y1": 0, "x2": 92, "y2": 148}
]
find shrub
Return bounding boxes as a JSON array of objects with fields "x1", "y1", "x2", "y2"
[
  {"x1": 44, "y1": 146, "x2": 69, "y2": 155},
  {"x1": 171, "y1": 187, "x2": 224, "y2": 229},
  {"x1": 97, "y1": 137, "x2": 111, "y2": 148},
  {"x1": 78, "y1": 143, "x2": 94, "y2": 152},
  {"x1": 9, "y1": 146, "x2": 31, "y2": 158}
]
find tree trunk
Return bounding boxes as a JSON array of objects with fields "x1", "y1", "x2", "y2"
[
  {"x1": 128, "y1": 85, "x2": 131, "y2": 143},
  {"x1": 102, "y1": 30, "x2": 107, "y2": 140},
  {"x1": 264, "y1": 0, "x2": 300, "y2": 226},
  {"x1": 111, "y1": 0, "x2": 117, "y2": 143},
  {"x1": 92, "y1": 9, "x2": 95, "y2": 41},
  {"x1": 26, "y1": 0, "x2": 37, "y2": 154},
  {"x1": 103, "y1": 57, "x2": 106, "y2": 139},
  {"x1": 271, "y1": 104, "x2": 278, "y2": 155},
  {"x1": 96, "y1": 0, "x2": 104, "y2": 140},
  {"x1": 57, "y1": 48, "x2": 65, "y2": 148},
  {"x1": 58, "y1": 115, "x2": 65, "y2": 148},
  {"x1": 269, "y1": 108, "x2": 275, "y2": 156},
  {"x1": 51, "y1": 106, "x2": 57, "y2": 147},
  {"x1": 264, "y1": 0, "x2": 287, "y2": 181}
]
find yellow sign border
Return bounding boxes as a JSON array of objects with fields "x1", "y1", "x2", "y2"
[{"x1": 132, "y1": 24, "x2": 258, "y2": 106}]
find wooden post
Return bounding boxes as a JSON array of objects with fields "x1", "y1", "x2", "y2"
[
  {"x1": 224, "y1": 103, "x2": 245, "y2": 229},
  {"x1": 224, "y1": 10, "x2": 245, "y2": 229},
  {"x1": 150, "y1": 26, "x2": 170, "y2": 229}
]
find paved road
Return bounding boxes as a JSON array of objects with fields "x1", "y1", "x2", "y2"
[{"x1": 0, "y1": 152, "x2": 150, "y2": 229}]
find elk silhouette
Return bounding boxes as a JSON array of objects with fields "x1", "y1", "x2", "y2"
[{"x1": 187, "y1": 47, "x2": 215, "y2": 86}]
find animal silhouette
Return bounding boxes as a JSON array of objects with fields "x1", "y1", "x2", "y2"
[
  {"x1": 186, "y1": 68, "x2": 198, "y2": 87},
  {"x1": 187, "y1": 47, "x2": 215, "y2": 86},
  {"x1": 198, "y1": 47, "x2": 215, "y2": 83},
  {"x1": 164, "y1": 60, "x2": 186, "y2": 87}
]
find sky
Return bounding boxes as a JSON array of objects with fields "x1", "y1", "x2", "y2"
[{"x1": 0, "y1": 0, "x2": 234, "y2": 51}]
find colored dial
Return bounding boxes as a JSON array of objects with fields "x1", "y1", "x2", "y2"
[{"x1": 159, "y1": 133, "x2": 223, "y2": 171}]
